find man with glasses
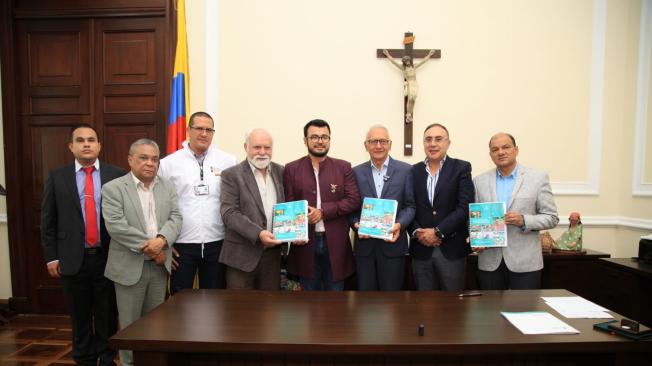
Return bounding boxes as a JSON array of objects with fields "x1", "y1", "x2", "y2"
[
  {"x1": 409, "y1": 123, "x2": 474, "y2": 291},
  {"x1": 284, "y1": 119, "x2": 360, "y2": 290},
  {"x1": 102, "y1": 139, "x2": 182, "y2": 366},
  {"x1": 350, "y1": 125, "x2": 415, "y2": 290},
  {"x1": 159, "y1": 111, "x2": 236, "y2": 294}
]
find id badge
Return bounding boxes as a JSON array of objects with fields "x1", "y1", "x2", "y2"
[{"x1": 194, "y1": 184, "x2": 209, "y2": 196}]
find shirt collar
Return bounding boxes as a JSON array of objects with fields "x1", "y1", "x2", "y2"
[
  {"x1": 370, "y1": 156, "x2": 390, "y2": 171},
  {"x1": 130, "y1": 171, "x2": 157, "y2": 189},
  {"x1": 496, "y1": 164, "x2": 519, "y2": 179},
  {"x1": 75, "y1": 159, "x2": 100, "y2": 172},
  {"x1": 183, "y1": 140, "x2": 210, "y2": 160},
  {"x1": 424, "y1": 156, "x2": 446, "y2": 174},
  {"x1": 247, "y1": 159, "x2": 271, "y2": 177}
]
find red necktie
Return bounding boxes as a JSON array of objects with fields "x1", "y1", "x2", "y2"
[{"x1": 83, "y1": 166, "x2": 98, "y2": 246}]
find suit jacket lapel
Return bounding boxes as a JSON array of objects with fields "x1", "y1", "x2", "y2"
[
  {"x1": 416, "y1": 161, "x2": 432, "y2": 208},
  {"x1": 271, "y1": 164, "x2": 284, "y2": 203},
  {"x1": 433, "y1": 157, "x2": 451, "y2": 202},
  {"x1": 508, "y1": 168, "x2": 526, "y2": 210},
  {"x1": 379, "y1": 158, "x2": 394, "y2": 198},
  {"x1": 64, "y1": 164, "x2": 83, "y2": 216},
  {"x1": 123, "y1": 176, "x2": 147, "y2": 232},
  {"x1": 364, "y1": 161, "x2": 377, "y2": 198},
  {"x1": 489, "y1": 169, "x2": 498, "y2": 202},
  {"x1": 242, "y1": 162, "x2": 266, "y2": 216}
]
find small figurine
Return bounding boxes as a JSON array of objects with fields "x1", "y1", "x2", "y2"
[{"x1": 556, "y1": 211, "x2": 583, "y2": 251}]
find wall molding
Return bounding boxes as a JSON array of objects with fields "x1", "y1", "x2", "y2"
[
  {"x1": 550, "y1": 0, "x2": 605, "y2": 196},
  {"x1": 557, "y1": 215, "x2": 652, "y2": 231},
  {"x1": 632, "y1": 0, "x2": 652, "y2": 196}
]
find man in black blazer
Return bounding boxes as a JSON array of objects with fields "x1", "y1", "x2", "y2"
[
  {"x1": 41, "y1": 124, "x2": 125, "y2": 366},
  {"x1": 351, "y1": 125, "x2": 415, "y2": 290},
  {"x1": 410, "y1": 123, "x2": 474, "y2": 291}
]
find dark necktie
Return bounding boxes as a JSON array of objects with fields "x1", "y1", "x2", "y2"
[{"x1": 83, "y1": 166, "x2": 98, "y2": 246}]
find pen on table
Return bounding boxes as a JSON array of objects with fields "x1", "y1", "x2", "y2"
[{"x1": 458, "y1": 292, "x2": 482, "y2": 298}]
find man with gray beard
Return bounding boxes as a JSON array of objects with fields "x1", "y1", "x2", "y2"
[{"x1": 219, "y1": 129, "x2": 286, "y2": 289}]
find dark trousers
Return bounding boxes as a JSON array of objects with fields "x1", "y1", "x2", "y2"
[
  {"x1": 170, "y1": 240, "x2": 225, "y2": 294},
  {"x1": 412, "y1": 246, "x2": 466, "y2": 291},
  {"x1": 60, "y1": 248, "x2": 117, "y2": 366},
  {"x1": 226, "y1": 247, "x2": 282, "y2": 290},
  {"x1": 478, "y1": 258, "x2": 542, "y2": 290},
  {"x1": 300, "y1": 234, "x2": 344, "y2": 291},
  {"x1": 356, "y1": 244, "x2": 405, "y2": 291}
]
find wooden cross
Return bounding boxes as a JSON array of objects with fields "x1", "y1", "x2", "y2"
[{"x1": 377, "y1": 32, "x2": 441, "y2": 156}]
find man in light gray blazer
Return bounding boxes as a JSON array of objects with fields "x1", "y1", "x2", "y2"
[
  {"x1": 102, "y1": 139, "x2": 182, "y2": 366},
  {"x1": 219, "y1": 128, "x2": 285, "y2": 290},
  {"x1": 473, "y1": 133, "x2": 558, "y2": 289},
  {"x1": 351, "y1": 125, "x2": 415, "y2": 290}
]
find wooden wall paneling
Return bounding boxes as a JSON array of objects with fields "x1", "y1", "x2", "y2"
[
  {"x1": 2, "y1": 0, "x2": 171, "y2": 314},
  {"x1": 13, "y1": 0, "x2": 167, "y2": 18},
  {"x1": 95, "y1": 17, "x2": 166, "y2": 166},
  {"x1": 16, "y1": 19, "x2": 91, "y2": 116}
]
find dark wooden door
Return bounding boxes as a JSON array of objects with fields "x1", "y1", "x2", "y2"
[{"x1": 2, "y1": 1, "x2": 170, "y2": 314}]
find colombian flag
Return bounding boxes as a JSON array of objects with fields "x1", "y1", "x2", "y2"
[{"x1": 166, "y1": 0, "x2": 190, "y2": 154}]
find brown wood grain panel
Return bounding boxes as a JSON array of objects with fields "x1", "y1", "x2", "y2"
[
  {"x1": 28, "y1": 32, "x2": 80, "y2": 85},
  {"x1": 103, "y1": 124, "x2": 157, "y2": 171},
  {"x1": 3, "y1": 0, "x2": 170, "y2": 315},
  {"x1": 17, "y1": 19, "x2": 90, "y2": 115},
  {"x1": 103, "y1": 31, "x2": 156, "y2": 85},
  {"x1": 104, "y1": 94, "x2": 156, "y2": 113},
  {"x1": 31, "y1": 96, "x2": 81, "y2": 114}
]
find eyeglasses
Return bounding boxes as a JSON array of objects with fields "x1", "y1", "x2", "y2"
[
  {"x1": 307, "y1": 135, "x2": 331, "y2": 142},
  {"x1": 366, "y1": 139, "x2": 391, "y2": 146},
  {"x1": 190, "y1": 126, "x2": 215, "y2": 134},
  {"x1": 424, "y1": 136, "x2": 448, "y2": 145}
]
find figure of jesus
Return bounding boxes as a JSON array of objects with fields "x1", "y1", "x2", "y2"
[{"x1": 383, "y1": 49, "x2": 436, "y2": 123}]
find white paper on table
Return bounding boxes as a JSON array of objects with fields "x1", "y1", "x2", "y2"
[
  {"x1": 541, "y1": 296, "x2": 613, "y2": 319},
  {"x1": 501, "y1": 311, "x2": 580, "y2": 335}
]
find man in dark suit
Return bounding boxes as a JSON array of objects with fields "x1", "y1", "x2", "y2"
[
  {"x1": 41, "y1": 124, "x2": 125, "y2": 366},
  {"x1": 219, "y1": 128, "x2": 285, "y2": 290},
  {"x1": 284, "y1": 119, "x2": 361, "y2": 291},
  {"x1": 410, "y1": 123, "x2": 474, "y2": 291},
  {"x1": 351, "y1": 125, "x2": 415, "y2": 290}
]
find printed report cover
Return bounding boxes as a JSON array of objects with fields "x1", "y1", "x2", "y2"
[
  {"x1": 469, "y1": 202, "x2": 507, "y2": 247},
  {"x1": 358, "y1": 197, "x2": 398, "y2": 240},
  {"x1": 272, "y1": 200, "x2": 308, "y2": 242}
]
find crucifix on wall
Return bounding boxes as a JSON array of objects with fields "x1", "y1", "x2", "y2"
[{"x1": 377, "y1": 32, "x2": 441, "y2": 155}]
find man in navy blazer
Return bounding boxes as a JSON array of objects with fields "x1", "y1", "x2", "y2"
[
  {"x1": 41, "y1": 124, "x2": 125, "y2": 366},
  {"x1": 410, "y1": 123, "x2": 474, "y2": 291},
  {"x1": 351, "y1": 125, "x2": 415, "y2": 290}
]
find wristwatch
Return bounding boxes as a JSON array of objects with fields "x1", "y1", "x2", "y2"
[
  {"x1": 434, "y1": 227, "x2": 445, "y2": 239},
  {"x1": 156, "y1": 234, "x2": 168, "y2": 247}
]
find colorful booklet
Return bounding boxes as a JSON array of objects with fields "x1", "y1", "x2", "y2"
[
  {"x1": 358, "y1": 197, "x2": 398, "y2": 240},
  {"x1": 272, "y1": 200, "x2": 308, "y2": 242},
  {"x1": 469, "y1": 202, "x2": 507, "y2": 247}
]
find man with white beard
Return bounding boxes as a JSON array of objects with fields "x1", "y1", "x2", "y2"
[{"x1": 219, "y1": 128, "x2": 286, "y2": 289}]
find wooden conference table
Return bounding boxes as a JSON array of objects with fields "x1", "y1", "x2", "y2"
[{"x1": 111, "y1": 289, "x2": 651, "y2": 365}]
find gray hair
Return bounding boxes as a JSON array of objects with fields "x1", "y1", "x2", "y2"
[
  {"x1": 129, "y1": 138, "x2": 160, "y2": 156},
  {"x1": 365, "y1": 124, "x2": 390, "y2": 141},
  {"x1": 244, "y1": 128, "x2": 274, "y2": 146}
]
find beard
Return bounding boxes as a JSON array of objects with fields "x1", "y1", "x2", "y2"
[
  {"x1": 308, "y1": 145, "x2": 329, "y2": 158},
  {"x1": 249, "y1": 156, "x2": 271, "y2": 170}
]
